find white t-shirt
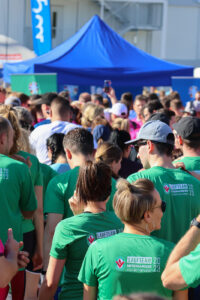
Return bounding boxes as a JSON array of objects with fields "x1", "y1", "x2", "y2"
[{"x1": 30, "y1": 120, "x2": 80, "y2": 164}]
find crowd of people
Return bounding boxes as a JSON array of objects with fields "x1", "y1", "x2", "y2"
[{"x1": 0, "y1": 86, "x2": 200, "y2": 300}]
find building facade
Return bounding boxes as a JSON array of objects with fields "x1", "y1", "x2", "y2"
[{"x1": 1, "y1": 0, "x2": 200, "y2": 67}]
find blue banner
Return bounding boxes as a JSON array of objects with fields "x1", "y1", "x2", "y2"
[
  {"x1": 31, "y1": 0, "x2": 52, "y2": 56},
  {"x1": 172, "y1": 77, "x2": 200, "y2": 106}
]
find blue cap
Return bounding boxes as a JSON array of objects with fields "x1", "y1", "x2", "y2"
[
  {"x1": 125, "y1": 120, "x2": 174, "y2": 145},
  {"x1": 93, "y1": 125, "x2": 111, "y2": 149}
]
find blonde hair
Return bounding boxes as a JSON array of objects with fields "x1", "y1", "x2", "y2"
[
  {"x1": 112, "y1": 117, "x2": 130, "y2": 132},
  {"x1": 81, "y1": 102, "x2": 104, "y2": 128},
  {"x1": 95, "y1": 142, "x2": 122, "y2": 166},
  {"x1": 0, "y1": 104, "x2": 22, "y2": 154},
  {"x1": 113, "y1": 179, "x2": 156, "y2": 224}
]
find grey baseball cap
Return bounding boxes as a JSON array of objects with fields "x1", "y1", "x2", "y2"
[{"x1": 125, "y1": 120, "x2": 174, "y2": 145}]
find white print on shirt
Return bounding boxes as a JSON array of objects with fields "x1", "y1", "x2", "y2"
[
  {"x1": 87, "y1": 229, "x2": 122, "y2": 246},
  {"x1": 163, "y1": 183, "x2": 194, "y2": 196},
  {"x1": 115, "y1": 256, "x2": 161, "y2": 273},
  {"x1": 0, "y1": 168, "x2": 9, "y2": 180}
]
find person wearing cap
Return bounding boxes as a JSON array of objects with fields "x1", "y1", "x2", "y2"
[
  {"x1": 110, "y1": 102, "x2": 128, "y2": 121},
  {"x1": 127, "y1": 120, "x2": 200, "y2": 244},
  {"x1": 4, "y1": 96, "x2": 21, "y2": 107},
  {"x1": 173, "y1": 117, "x2": 200, "y2": 174},
  {"x1": 30, "y1": 93, "x2": 57, "y2": 128},
  {"x1": 30, "y1": 96, "x2": 80, "y2": 165}
]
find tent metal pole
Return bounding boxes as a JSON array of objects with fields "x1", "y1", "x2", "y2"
[
  {"x1": 100, "y1": 0, "x2": 104, "y2": 20},
  {"x1": 160, "y1": 0, "x2": 168, "y2": 59}
]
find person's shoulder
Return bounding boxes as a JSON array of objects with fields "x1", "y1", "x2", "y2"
[
  {"x1": 151, "y1": 235, "x2": 175, "y2": 250},
  {"x1": 127, "y1": 168, "x2": 151, "y2": 182},
  {"x1": 18, "y1": 150, "x2": 39, "y2": 164},
  {"x1": 48, "y1": 167, "x2": 79, "y2": 187}
]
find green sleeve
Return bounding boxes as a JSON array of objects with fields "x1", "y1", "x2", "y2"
[
  {"x1": 19, "y1": 164, "x2": 37, "y2": 212},
  {"x1": 44, "y1": 177, "x2": 65, "y2": 214},
  {"x1": 50, "y1": 222, "x2": 71, "y2": 260},
  {"x1": 34, "y1": 158, "x2": 43, "y2": 186},
  {"x1": 78, "y1": 242, "x2": 99, "y2": 287},
  {"x1": 179, "y1": 244, "x2": 200, "y2": 288}
]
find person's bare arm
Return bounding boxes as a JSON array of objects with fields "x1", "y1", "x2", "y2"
[
  {"x1": 0, "y1": 229, "x2": 21, "y2": 288},
  {"x1": 39, "y1": 256, "x2": 65, "y2": 300},
  {"x1": 105, "y1": 87, "x2": 118, "y2": 105},
  {"x1": 162, "y1": 214, "x2": 200, "y2": 290},
  {"x1": 32, "y1": 186, "x2": 44, "y2": 271},
  {"x1": 173, "y1": 289, "x2": 188, "y2": 300},
  {"x1": 43, "y1": 213, "x2": 63, "y2": 271},
  {"x1": 83, "y1": 284, "x2": 97, "y2": 300},
  {"x1": 21, "y1": 210, "x2": 35, "y2": 219}
]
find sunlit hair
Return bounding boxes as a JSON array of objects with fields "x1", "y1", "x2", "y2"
[
  {"x1": 81, "y1": 102, "x2": 104, "y2": 128},
  {"x1": 112, "y1": 117, "x2": 130, "y2": 132},
  {"x1": 0, "y1": 104, "x2": 22, "y2": 154},
  {"x1": 95, "y1": 142, "x2": 122, "y2": 166},
  {"x1": 76, "y1": 161, "x2": 112, "y2": 204},
  {"x1": 113, "y1": 178, "x2": 156, "y2": 224}
]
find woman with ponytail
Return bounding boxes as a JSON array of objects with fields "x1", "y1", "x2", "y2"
[{"x1": 79, "y1": 179, "x2": 187, "y2": 300}]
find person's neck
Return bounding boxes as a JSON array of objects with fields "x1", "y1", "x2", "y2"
[
  {"x1": 51, "y1": 116, "x2": 70, "y2": 122},
  {"x1": 84, "y1": 201, "x2": 106, "y2": 213},
  {"x1": 123, "y1": 223, "x2": 150, "y2": 236},
  {"x1": 70, "y1": 155, "x2": 93, "y2": 169},
  {"x1": 182, "y1": 146, "x2": 200, "y2": 157},
  {"x1": 55, "y1": 155, "x2": 67, "y2": 164},
  {"x1": 149, "y1": 154, "x2": 175, "y2": 169}
]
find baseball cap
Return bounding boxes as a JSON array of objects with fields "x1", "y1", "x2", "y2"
[
  {"x1": 173, "y1": 116, "x2": 200, "y2": 139},
  {"x1": 110, "y1": 103, "x2": 128, "y2": 117},
  {"x1": 5, "y1": 96, "x2": 21, "y2": 107},
  {"x1": 29, "y1": 92, "x2": 57, "y2": 106},
  {"x1": 125, "y1": 120, "x2": 174, "y2": 145},
  {"x1": 93, "y1": 125, "x2": 111, "y2": 149}
]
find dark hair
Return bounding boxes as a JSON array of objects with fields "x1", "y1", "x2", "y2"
[
  {"x1": 76, "y1": 161, "x2": 112, "y2": 204},
  {"x1": 134, "y1": 95, "x2": 148, "y2": 104},
  {"x1": 0, "y1": 116, "x2": 11, "y2": 136},
  {"x1": 63, "y1": 128, "x2": 94, "y2": 156},
  {"x1": 170, "y1": 99, "x2": 183, "y2": 110},
  {"x1": 146, "y1": 100, "x2": 163, "y2": 111},
  {"x1": 152, "y1": 133, "x2": 174, "y2": 156},
  {"x1": 92, "y1": 94, "x2": 103, "y2": 105},
  {"x1": 47, "y1": 133, "x2": 65, "y2": 164},
  {"x1": 50, "y1": 96, "x2": 70, "y2": 118},
  {"x1": 121, "y1": 92, "x2": 133, "y2": 103},
  {"x1": 95, "y1": 142, "x2": 122, "y2": 165},
  {"x1": 148, "y1": 93, "x2": 159, "y2": 101},
  {"x1": 182, "y1": 138, "x2": 200, "y2": 150},
  {"x1": 109, "y1": 129, "x2": 131, "y2": 152}
]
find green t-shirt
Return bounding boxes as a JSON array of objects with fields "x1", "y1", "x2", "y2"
[
  {"x1": 40, "y1": 163, "x2": 58, "y2": 201},
  {"x1": 18, "y1": 150, "x2": 43, "y2": 233},
  {"x1": 50, "y1": 211, "x2": 123, "y2": 300},
  {"x1": 179, "y1": 243, "x2": 200, "y2": 288},
  {"x1": 44, "y1": 166, "x2": 116, "y2": 218},
  {"x1": 0, "y1": 154, "x2": 37, "y2": 244},
  {"x1": 127, "y1": 167, "x2": 200, "y2": 243},
  {"x1": 174, "y1": 156, "x2": 200, "y2": 174},
  {"x1": 79, "y1": 233, "x2": 174, "y2": 300}
]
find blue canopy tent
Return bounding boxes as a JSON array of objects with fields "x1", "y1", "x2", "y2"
[{"x1": 3, "y1": 15, "x2": 193, "y2": 87}]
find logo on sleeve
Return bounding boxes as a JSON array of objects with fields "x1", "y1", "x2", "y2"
[
  {"x1": 163, "y1": 184, "x2": 170, "y2": 194},
  {"x1": 87, "y1": 234, "x2": 95, "y2": 245},
  {"x1": 115, "y1": 257, "x2": 125, "y2": 269}
]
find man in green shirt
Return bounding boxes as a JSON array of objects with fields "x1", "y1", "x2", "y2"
[
  {"x1": 162, "y1": 214, "x2": 200, "y2": 290},
  {"x1": 0, "y1": 117, "x2": 37, "y2": 244},
  {"x1": 173, "y1": 116, "x2": 200, "y2": 173},
  {"x1": 126, "y1": 120, "x2": 200, "y2": 243},
  {"x1": 43, "y1": 128, "x2": 117, "y2": 271}
]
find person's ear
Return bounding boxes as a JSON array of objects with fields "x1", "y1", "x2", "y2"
[
  {"x1": 147, "y1": 140, "x2": 154, "y2": 153},
  {"x1": 178, "y1": 135, "x2": 183, "y2": 146},
  {"x1": 143, "y1": 210, "x2": 152, "y2": 224},
  {"x1": 65, "y1": 148, "x2": 72, "y2": 160}
]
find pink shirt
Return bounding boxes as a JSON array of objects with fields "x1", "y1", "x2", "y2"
[
  {"x1": 129, "y1": 118, "x2": 143, "y2": 140},
  {"x1": 0, "y1": 240, "x2": 9, "y2": 300}
]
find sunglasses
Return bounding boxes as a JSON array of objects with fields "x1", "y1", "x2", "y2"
[
  {"x1": 134, "y1": 141, "x2": 147, "y2": 152},
  {"x1": 141, "y1": 201, "x2": 166, "y2": 219},
  {"x1": 154, "y1": 201, "x2": 166, "y2": 213}
]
